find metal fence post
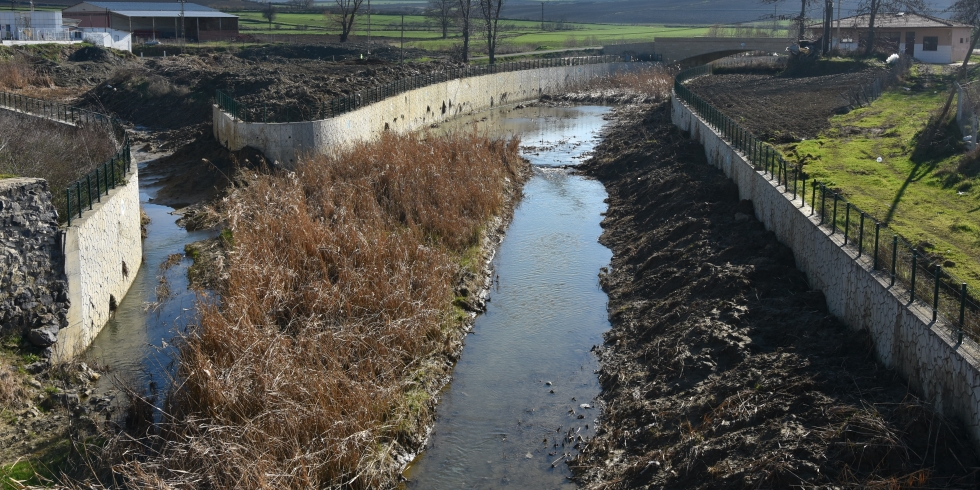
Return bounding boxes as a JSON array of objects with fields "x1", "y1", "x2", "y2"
[
  {"x1": 873, "y1": 222, "x2": 880, "y2": 269},
  {"x1": 844, "y1": 203, "x2": 850, "y2": 244},
  {"x1": 858, "y1": 213, "x2": 865, "y2": 256},
  {"x1": 66, "y1": 189, "x2": 72, "y2": 226},
  {"x1": 86, "y1": 175, "x2": 93, "y2": 210},
  {"x1": 933, "y1": 265, "x2": 942, "y2": 321},
  {"x1": 793, "y1": 167, "x2": 798, "y2": 199},
  {"x1": 891, "y1": 236, "x2": 898, "y2": 286},
  {"x1": 820, "y1": 184, "x2": 826, "y2": 223},
  {"x1": 831, "y1": 193, "x2": 838, "y2": 232},
  {"x1": 801, "y1": 178, "x2": 806, "y2": 207},
  {"x1": 75, "y1": 181, "x2": 83, "y2": 219},
  {"x1": 910, "y1": 252, "x2": 918, "y2": 303}
]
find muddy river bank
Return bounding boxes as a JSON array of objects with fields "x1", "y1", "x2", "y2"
[{"x1": 570, "y1": 101, "x2": 979, "y2": 488}]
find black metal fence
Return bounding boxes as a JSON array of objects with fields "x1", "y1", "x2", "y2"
[
  {"x1": 63, "y1": 139, "x2": 132, "y2": 226},
  {"x1": 0, "y1": 91, "x2": 131, "y2": 225},
  {"x1": 0, "y1": 90, "x2": 115, "y2": 129},
  {"x1": 674, "y1": 61, "x2": 980, "y2": 346},
  {"x1": 216, "y1": 55, "x2": 626, "y2": 123}
]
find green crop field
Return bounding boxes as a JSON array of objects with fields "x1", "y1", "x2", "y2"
[
  {"x1": 782, "y1": 64, "x2": 980, "y2": 289},
  {"x1": 233, "y1": 11, "x2": 708, "y2": 50}
]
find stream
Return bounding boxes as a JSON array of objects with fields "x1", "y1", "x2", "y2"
[
  {"x1": 404, "y1": 105, "x2": 614, "y2": 488},
  {"x1": 83, "y1": 148, "x2": 216, "y2": 399},
  {"x1": 78, "y1": 106, "x2": 614, "y2": 488}
]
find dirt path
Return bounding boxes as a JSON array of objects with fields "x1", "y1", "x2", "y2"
[{"x1": 570, "y1": 101, "x2": 979, "y2": 488}]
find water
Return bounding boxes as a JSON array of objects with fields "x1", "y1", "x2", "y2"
[
  {"x1": 83, "y1": 151, "x2": 216, "y2": 395},
  {"x1": 404, "y1": 105, "x2": 613, "y2": 489}
]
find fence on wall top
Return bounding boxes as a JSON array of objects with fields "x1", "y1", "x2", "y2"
[
  {"x1": 0, "y1": 91, "x2": 131, "y2": 225},
  {"x1": 673, "y1": 53, "x2": 980, "y2": 347}
]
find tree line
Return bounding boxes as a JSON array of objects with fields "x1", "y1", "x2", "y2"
[{"x1": 260, "y1": 0, "x2": 508, "y2": 63}]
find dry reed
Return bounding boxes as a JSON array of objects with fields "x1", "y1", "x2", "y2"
[
  {"x1": 0, "y1": 110, "x2": 118, "y2": 215},
  {"x1": 119, "y1": 132, "x2": 523, "y2": 488},
  {"x1": 580, "y1": 65, "x2": 674, "y2": 100},
  {"x1": 0, "y1": 53, "x2": 50, "y2": 91}
]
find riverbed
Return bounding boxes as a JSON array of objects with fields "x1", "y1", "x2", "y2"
[{"x1": 404, "y1": 105, "x2": 613, "y2": 488}]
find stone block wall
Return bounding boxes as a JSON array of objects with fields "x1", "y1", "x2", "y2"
[
  {"x1": 672, "y1": 93, "x2": 980, "y2": 451},
  {"x1": 215, "y1": 62, "x2": 642, "y2": 166},
  {"x1": 0, "y1": 178, "x2": 69, "y2": 349},
  {"x1": 55, "y1": 166, "x2": 142, "y2": 361}
]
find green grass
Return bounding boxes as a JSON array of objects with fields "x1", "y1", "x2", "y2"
[
  {"x1": 232, "y1": 11, "x2": 708, "y2": 51},
  {"x1": 782, "y1": 65, "x2": 980, "y2": 287},
  {"x1": 1, "y1": 440, "x2": 80, "y2": 489}
]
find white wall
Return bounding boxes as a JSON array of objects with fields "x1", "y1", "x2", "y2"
[
  {"x1": 55, "y1": 165, "x2": 142, "y2": 361},
  {"x1": 80, "y1": 29, "x2": 132, "y2": 52},
  {"x1": 215, "y1": 62, "x2": 642, "y2": 166},
  {"x1": 672, "y1": 93, "x2": 980, "y2": 453}
]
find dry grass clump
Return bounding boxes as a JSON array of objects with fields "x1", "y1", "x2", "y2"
[
  {"x1": 0, "y1": 52, "x2": 51, "y2": 90},
  {"x1": 119, "y1": 132, "x2": 523, "y2": 488},
  {"x1": 588, "y1": 65, "x2": 674, "y2": 99},
  {"x1": 0, "y1": 110, "x2": 118, "y2": 215}
]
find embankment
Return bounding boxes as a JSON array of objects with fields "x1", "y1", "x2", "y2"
[
  {"x1": 672, "y1": 89, "x2": 980, "y2": 453},
  {"x1": 213, "y1": 62, "x2": 640, "y2": 165},
  {"x1": 572, "y1": 102, "x2": 978, "y2": 488}
]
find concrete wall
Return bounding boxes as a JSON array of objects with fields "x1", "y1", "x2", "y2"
[
  {"x1": 671, "y1": 93, "x2": 980, "y2": 450},
  {"x1": 214, "y1": 62, "x2": 640, "y2": 166},
  {"x1": 0, "y1": 178, "x2": 69, "y2": 349},
  {"x1": 54, "y1": 165, "x2": 142, "y2": 361}
]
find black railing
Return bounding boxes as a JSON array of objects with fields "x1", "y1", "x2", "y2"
[
  {"x1": 64, "y1": 137, "x2": 132, "y2": 226},
  {"x1": 674, "y1": 60, "x2": 980, "y2": 346},
  {"x1": 216, "y1": 55, "x2": 628, "y2": 123},
  {"x1": 0, "y1": 90, "x2": 131, "y2": 225}
]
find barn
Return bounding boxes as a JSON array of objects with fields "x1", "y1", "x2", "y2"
[{"x1": 63, "y1": 1, "x2": 239, "y2": 42}]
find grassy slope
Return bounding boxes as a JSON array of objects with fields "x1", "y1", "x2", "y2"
[{"x1": 784, "y1": 64, "x2": 980, "y2": 287}]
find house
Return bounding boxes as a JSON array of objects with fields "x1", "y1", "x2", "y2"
[
  {"x1": 0, "y1": 10, "x2": 70, "y2": 42},
  {"x1": 63, "y1": 1, "x2": 239, "y2": 42},
  {"x1": 808, "y1": 12, "x2": 973, "y2": 63}
]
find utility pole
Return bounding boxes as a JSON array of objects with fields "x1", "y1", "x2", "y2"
[
  {"x1": 836, "y1": 0, "x2": 841, "y2": 50},
  {"x1": 541, "y1": 2, "x2": 544, "y2": 31},
  {"x1": 823, "y1": 0, "x2": 832, "y2": 54},
  {"x1": 367, "y1": 0, "x2": 370, "y2": 42},
  {"x1": 400, "y1": 14, "x2": 404, "y2": 63}
]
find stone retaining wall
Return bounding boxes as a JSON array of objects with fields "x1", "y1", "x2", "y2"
[
  {"x1": 671, "y1": 93, "x2": 980, "y2": 451},
  {"x1": 0, "y1": 178, "x2": 69, "y2": 350},
  {"x1": 214, "y1": 62, "x2": 640, "y2": 166}
]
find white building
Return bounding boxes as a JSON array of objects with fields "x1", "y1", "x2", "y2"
[{"x1": 0, "y1": 9, "x2": 130, "y2": 51}]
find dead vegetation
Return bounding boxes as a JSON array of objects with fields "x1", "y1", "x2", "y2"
[
  {"x1": 0, "y1": 110, "x2": 118, "y2": 215},
  {"x1": 571, "y1": 101, "x2": 979, "y2": 488},
  {"x1": 106, "y1": 132, "x2": 525, "y2": 488},
  {"x1": 0, "y1": 52, "x2": 52, "y2": 91}
]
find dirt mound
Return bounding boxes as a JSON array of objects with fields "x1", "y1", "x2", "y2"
[
  {"x1": 68, "y1": 46, "x2": 121, "y2": 64},
  {"x1": 571, "y1": 102, "x2": 979, "y2": 488},
  {"x1": 687, "y1": 65, "x2": 885, "y2": 143},
  {"x1": 141, "y1": 127, "x2": 267, "y2": 209}
]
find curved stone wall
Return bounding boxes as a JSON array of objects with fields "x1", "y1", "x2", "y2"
[{"x1": 214, "y1": 62, "x2": 640, "y2": 166}]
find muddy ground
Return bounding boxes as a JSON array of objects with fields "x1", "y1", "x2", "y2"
[
  {"x1": 686, "y1": 63, "x2": 886, "y2": 143},
  {"x1": 570, "y1": 101, "x2": 979, "y2": 488}
]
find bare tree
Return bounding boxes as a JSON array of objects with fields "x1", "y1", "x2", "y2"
[
  {"x1": 456, "y1": 0, "x2": 473, "y2": 62},
  {"x1": 856, "y1": 0, "x2": 927, "y2": 55},
  {"x1": 932, "y1": 0, "x2": 980, "y2": 125},
  {"x1": 427, "y1": 0, "x2": 456, "y2": 39},
  {"x1": 261, "y1": 2, "x2": 277, "y2": 28},
  {"x1": 478, "y1": 0, "x2": 505, "y2": 64},
  {"x1": 332, "y1": 0, "x2": 364, "y2": 42}
]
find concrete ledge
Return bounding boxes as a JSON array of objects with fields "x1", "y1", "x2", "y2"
[
  {"x1": 672, "y1": 93, "x2": 980, "y2": 452},
  {"x1": 214, "y1": 62, "x2": 642, "y2": 166},
  {"x1": 55, "y1": 165, "x2": 142, "y2": 361}
]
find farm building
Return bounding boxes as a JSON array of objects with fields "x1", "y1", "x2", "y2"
[
  {"x1": 63, "y1": 1, "x2": 238, "y2": 42},
  {"x1": 808, "y1": 13, "x2": 973, "y2": 63}
]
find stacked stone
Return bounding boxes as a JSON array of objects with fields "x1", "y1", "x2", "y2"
[{"x1": 0, "y1": 178, "x2": 69, "y2": 350}]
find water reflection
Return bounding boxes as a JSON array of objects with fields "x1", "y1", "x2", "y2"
[{"x1": 404, "y1": 106, "x2": 613, "y2": 489}]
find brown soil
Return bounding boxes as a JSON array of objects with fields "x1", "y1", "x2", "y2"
[
  {"x1": 686, "y1": 65, "x2": 885, "y2": 143},
  {"x1": 571, "y1": 101, "x2": 979, "y2": 488}
]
